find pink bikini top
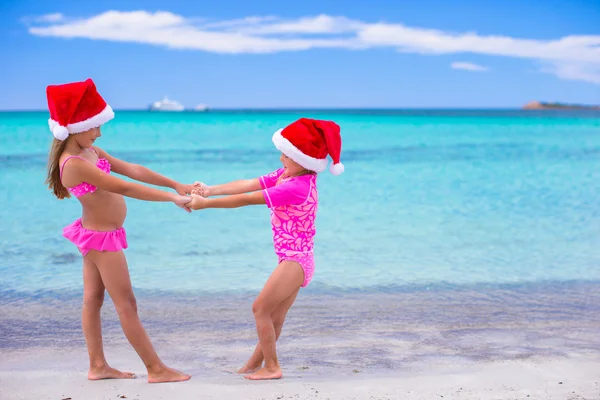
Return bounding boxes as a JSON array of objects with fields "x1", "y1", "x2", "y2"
[{"x1": 60, "y1": 151, "x2": 111, "y2": 198}]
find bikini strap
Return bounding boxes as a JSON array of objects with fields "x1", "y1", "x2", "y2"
[{"x1": 59, "y1": 156, "x2": 87, "y2": 179}]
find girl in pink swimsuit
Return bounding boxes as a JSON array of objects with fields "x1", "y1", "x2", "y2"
[
  {"x1": 187, "y1": 118, "x2": 344, "y2": 380},
  {"x1": 45, "y1": 79, "x2": 194, "y2": 383}
]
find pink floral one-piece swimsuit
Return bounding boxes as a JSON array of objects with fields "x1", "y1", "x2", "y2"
[{"x1": 259, "y1": 169, "x2": 318, "y2": 287}]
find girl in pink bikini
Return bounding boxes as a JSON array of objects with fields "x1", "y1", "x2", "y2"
[
  {"x1": 45, "y1": 78, "x2": 193, "y2": 383},
  {"x1": 187, "y1": 118, "x2": 344, "y2": 380}
]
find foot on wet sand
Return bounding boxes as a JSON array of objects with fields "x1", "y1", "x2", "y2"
[
  {"x1": 237, "y1": 364, "x2": 262, "y2": 374},
  {"x1": 244, "y1": 367, "x2": 283, "y2": 380},
  {"x1": 88, "y1": 366, "x2": 136, "y2": 381},
  {"x1": 148, "y1": 367, "x2": 191, "y2": 384}
]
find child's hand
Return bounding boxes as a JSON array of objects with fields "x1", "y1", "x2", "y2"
[
  {"x1": 175, "y1": 183, "x2": 197, "y2": 196},
  {"x1": 192, "y1": 181, "x2": 211, "y2": 197},
  {"x1": 172, "y1": 194, "x2": 192, "y2": 213},
  {"x1": 186, "y1": 194, "x2": 208, "y2": 210}
]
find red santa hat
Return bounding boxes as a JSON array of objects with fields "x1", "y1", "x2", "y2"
[
  {"x1": 46, "y1": 78, "x2": 114, "y2": 141},
  {"x1": 272, "y1": 118, "x2": 344, "y2": 175}
]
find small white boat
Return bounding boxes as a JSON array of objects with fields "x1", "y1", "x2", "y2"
[
  {"x1": 195, "y1": 103, "x2": 209, "y2": 112},
  {"x1": 149, "y1": 97, "x2": 184, "y2": 112}
]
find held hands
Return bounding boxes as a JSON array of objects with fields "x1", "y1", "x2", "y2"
[
  {"x1": 174, "y1": 183, "x2": 199, "y2": 196},
  {"x1": 185, "y1": 194, "x2": 207, "y2": 211},
  {"x1": 172, "y1": 194, "x2": 192, "y2": 213},
  {"x1": 174, "y1": 181, "x2": 210, "y2": 197},
  {"x1": 191, "y1": 181, "x2": 211, "y2": 197},
  {"x1": 173, "y1": 181, "x2": 210, "y2": 212}
]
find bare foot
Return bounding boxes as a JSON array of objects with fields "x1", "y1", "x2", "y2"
[
  {"x1": 148, "y1": 367, "x2": 191, "y2": 384},
  {"x1": 244, "y1": 366, "x2": 283, "y2": 380},
  {"x1": 88, "y1": 366, "x2": 136, "y2": 381},
  {"x1": 237, "y1": 364, "x2": 261, "y2": 374}
]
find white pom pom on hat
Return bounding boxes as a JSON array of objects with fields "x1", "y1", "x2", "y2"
[
  {"x1": 329, "y1": 162, "x2": 345, "y2": 176},
  {"x1": 52, "y1": 125, "x2": 69, "y2": 141}
]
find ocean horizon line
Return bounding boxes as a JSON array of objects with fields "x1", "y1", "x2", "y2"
[{"x1": 0, "y1": 106, "x2": 554, "y2": 112}]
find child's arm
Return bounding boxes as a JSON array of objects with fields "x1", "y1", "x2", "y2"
[
  {"x1": 199, "y1": 169, "x2": 284, "y2": 197},
  {"x1": 187, "y1": 192, "x2": 265, "y2": 210},
  {"x1": 94, "y1": 147, "x2": 195, "y2": 195},
  {"x1": 188, "y1": 174, "x2": 310, "y2": 211},
  {"x1": 62, "y1": 157, "x2": 192, "y2": 211},
  {"x1": 200, "y1": 179, "x2": 262, "y2": 197}
]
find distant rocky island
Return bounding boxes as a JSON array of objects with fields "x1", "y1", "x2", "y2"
[{"x1": 522, "y1": 101, "x2": 600, "y2": 110}]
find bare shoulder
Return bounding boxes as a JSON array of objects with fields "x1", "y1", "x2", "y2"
[
  {"x1": 92, "y1": 146, "x2": 108, "y2": 158},
  {"x1": 59, "y1": 155, "x2": 90, "y2": 187}
]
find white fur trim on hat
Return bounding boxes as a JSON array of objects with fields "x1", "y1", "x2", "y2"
[
  {"x1": 272, "y1": 129, "x2": 328, "y2": 172},
  {"x1": 48, "y1": 105, "x2": 115, "y2": 140}
]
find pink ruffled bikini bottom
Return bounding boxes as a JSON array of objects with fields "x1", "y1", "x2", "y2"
[{"x1": 63, "y1": 218, "x2": 128, "y2": 256}]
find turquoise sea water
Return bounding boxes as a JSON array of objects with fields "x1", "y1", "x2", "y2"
[
  {"x1": 1, "y1": 110, "x2": 600, "y2": 369},
  {"x1": 2, "y1": 110, "x2": 600, "y2": 295}
]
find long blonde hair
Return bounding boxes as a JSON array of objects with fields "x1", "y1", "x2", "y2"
[{"x1": 45, "y1": 138, "x2": 70, "y2": 199}]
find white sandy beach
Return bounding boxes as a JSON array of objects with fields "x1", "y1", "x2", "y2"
[
  {"x1": 1, "y1": 354, "x2": 599, "y2": 400},
  {"x1": 2, "y1": 289, "x2": 600, "y2": 399}
]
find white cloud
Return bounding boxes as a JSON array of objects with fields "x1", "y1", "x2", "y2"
[
  {"x1": 228, "y1": 14, "x2": 364, "y2": 35},
  {"x1": 451, "y1": 62, "x2": 488, "y2": 72},
  {"x1": 542, "y1": 62, "x2": 600, "y2": 85},
  {"x1": 36, "y1": 13, "x2": 64, "y2": 23},
  {"x1": 199, "y1": 16, "x2": 279, "y2": 30},
  {"x1": 21, "y1": 12, "x2": 65, "y2": 25},
  {"x1": 28, "y1": 11, "x2": 355, "y2": 54},
  {"x1": 26, "y1": 10, "x2": 600, "y2": 84}
]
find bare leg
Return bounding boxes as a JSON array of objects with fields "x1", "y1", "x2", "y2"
[
  {"x1": 83, "y1": 256, "x2": 135, "y2": 380},
  {"x1": 237, "y1": 288, "x2": 299, "y2": 374},
  {"x1": 90, "y1": 250, "x2": 191, "y2": 383},
  {"x1": 245, "y1": 260, "x2": 304, "y2": 380}
]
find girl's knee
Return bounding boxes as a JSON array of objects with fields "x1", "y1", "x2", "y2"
[
  {"x1": 114, "y1": 295, "x2": 138, "y2": 315},
  {"x1": 83, "y1": 291, "x2": 105, "y2": 309},
  {"x1": 252, "y1": 299, "x2": 272, "y2": 317}
]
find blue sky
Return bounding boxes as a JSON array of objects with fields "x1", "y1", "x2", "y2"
[{"x1": 1, "y1": 0, "x2": 599, "y2": 109}]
